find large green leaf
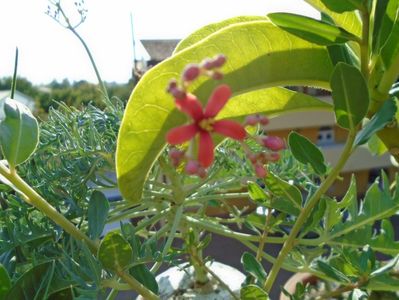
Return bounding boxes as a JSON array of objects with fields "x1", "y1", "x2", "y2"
[
  {"x1": 330, "y1": 62, "x2": 369, "y2": 129},
  {"x1": 319, "y1": 0, "x2": 363, "y2": 12},
  {"x1": 268, "y1": 13, "x2": 359, "y2": 45},
  {"x1": 98, "y1": 232, "x2": 133, "y2": 271},
  {"x1": 0, "y1": 98, "x2": 39, "y2": 168},
  {"x1": 288, "y1": 132, "x2": 327, "y2": 175},
  {"x1": 174, "y1": 16, "x2": 267, "y2": 54},
  {"x1": 304, "y1": 0, "x2": 362, "y2": 37},
  {"x1": 116, "y1": 20, "x2": 333, "y2": 202}
]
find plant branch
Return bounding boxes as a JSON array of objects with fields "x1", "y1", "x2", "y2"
[{"x1": 263, "y1": 130, "x2": 357, "y2": 292}]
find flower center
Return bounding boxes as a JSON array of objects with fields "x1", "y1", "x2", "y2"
[{"x1": 198, "y1": 118, "x2": 215, "y2": 132}]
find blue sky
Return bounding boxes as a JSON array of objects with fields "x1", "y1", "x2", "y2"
[{"x1": 0, "y1": 0, "x2": 318, "y2": 84}]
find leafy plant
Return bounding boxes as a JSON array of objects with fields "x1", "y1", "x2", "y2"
[{"x1": 1, "y1": 0, "x2": 399, "y2": 299}]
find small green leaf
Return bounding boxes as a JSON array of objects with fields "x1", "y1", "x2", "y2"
[
  {"x1": 327, "y1": 44, "x2": 359, "y2": 66},
  {"x1": 372, "y1": 0, "x2": 390, "y2": 52},
  {"x1": 320, "y1": 0, "x2": 362, "y2": 12},
  {"x1": 331, "y1": 63, "x2": 370, "y2": 129},
  {"x1": 288, "y1": 132, "x2": 327, "y2": 175},
  {"x1": 265, "y1": 172, "x2": 302, "y2": 215},
  {"x1": 240, "y1": 284, "x2": 269, "y2": 300},
  {"x1": 269, "y1": 13, "x2": 359, "y2": 45},
  {"x1": 241, "y1": 252, "x2": 267, "y2": 283},
  {"x1": 247, "y1": 182, "x2": 268, "y2": 205},
  {"x1": 355, "y1": 97, "x2": 397, "y2": 146},
  {"x1": 367, "y1": 134, "x2": 388, "y2": 155},
  {"x1": 359, "y1": 245, "x2": 375, "y2": 274},
  {"x1": 6, "y1": 261, "x2": 53, "y2": 300},
  {"x1": 88, "y1": 191, "x2": 110, "y2": 240},
  {"x1": 316, "y1": 260, "x2": 351, "y2": 283},
  {"x1": 98, "y1": 232, "x2": 133, "y2": 271},
  {"x1": 370, "y1": 255, "x2": 399, "y2": 278},
  {"x1": 0, "y1": 98, "x2": 39, "y2": 167},
  {"x1": 130, "y1": 264, "x2": 159, "y2": 295},
  {"x1": 0, "y1": 264, "x2": 11, "y2": 298}
]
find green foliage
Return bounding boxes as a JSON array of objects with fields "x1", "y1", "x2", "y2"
[
  {"x1": 288, "y1": 132, "x2": 327, "y2": 175},
  {"x1": 87, "y1": 191, "x2": 110, "y2": 240},
  {"x1": 0, "y1": 264, "x2": 11, "y2": 298},
  {"x1": 331, "y1": 62, "x2": 370, "y2": 129},
  {"x1": 269, "y1": 13, "x2": 359, "y2": 45},
  {"x1": 240, "y1": 284, "x2": 269, "y2": 300},
  {"x1": 130, "y1": 264, "x2": 159, "y2": 295},
  {"x1": 98, "y1": 231, "x2": 133, "y2": 271},
  {"x1": 0, "y1": 99, "x2": 39, "y2": 168},
  {"x1": 355, "y1": 97, "x2": 397, "y2": 145},
  {"x1": 320, "y1": 0, "x2": 363, "y2": 12},
  {"x1": 19, "y1": 102, "x2": 120, "y2": 217},
  {"x1": 264, "y1": 172, "x2": 302, "y2": 215},
  {"x1": 241, "y1": 252, "x2": 267, "y2": 283}
]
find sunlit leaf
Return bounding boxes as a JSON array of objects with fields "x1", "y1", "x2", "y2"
[{"x1": 116, "y1": 20, "x2": 333, "y2": 202}]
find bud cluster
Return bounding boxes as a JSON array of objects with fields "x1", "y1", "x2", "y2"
[
  {"x1": 166, "y1": 54, "x2": 227, "y2": 99},
  {"x1": 168, "y1": 148, "x2": 207, "y2": 178},
  {"x1": 243, "y1": 116, "x2": 285, "y2": 178}
]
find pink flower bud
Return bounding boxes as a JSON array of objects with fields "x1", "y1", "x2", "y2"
[
  {"x1": 244, "y1": 115, "x2": 259, "y2": 126},
  {"x1": 201, "y1": 59, "x2": 215, "y2": 70},
  {"x1": 185, "y1": 160, "x2": 200, "y2": 175},
  {"x1": 170, "y1": 87, "x2": 186, "y2": 100},
  {"x1": 266, "y1": 152, "x2": 280, "y2": 162},
  {"x1": 167, "y1": 79, "x2": 178, "y2": 92},
  {"x1": 212, "y1": 71, "x2": 223, "y2": 80},
  {"x1": 182, "y1": 64, "x2": 200, "y2": 81},
  {"x1": 259, "y1": 115, "x2": 269, "y2": 126},
  {"x1": 213, "y1": 54, "x2": 226, "y2": 68},
  {"x1": 255, "y1": 164, "x2": 267, "y2": 178},
  {"x1": 262, "y1": 136, "x2": 285, "y2": 151}
]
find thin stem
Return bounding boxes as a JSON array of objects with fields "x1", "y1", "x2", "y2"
[
  {"x1": 107, "y1": 208, "x2": 159, "y2": 224},
  {"x1": 116, "y1": 268, "x2": 159, "y2": 300},
  {"x1": 150, "y1": 205, "x2": 183, "y2": 273},
  {"x1": 263, "y1": 130, "x2": 356, "y2": 292},
  {"x1": 256, "y1": 207, "x2": 272, "y2": 262},
  {"x1": 360, "y1": 10, "x2": 370, "y2": 82},
  {"x1": 11, "y1": 47, "x2": 18, "y2": 99},
  {"x1": 54, "y1": 2, "x2": 113, "y2": 109},
  {"x1": 184, "y1": 215, "x2": 319, "y2": 246},
  {"x1": 185, "y1": 192, "x2": 249, "y2": 204}
]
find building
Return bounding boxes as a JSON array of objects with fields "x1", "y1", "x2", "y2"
[{"x1": 0, "y1": 90, "x2": 35, "y2": 119}]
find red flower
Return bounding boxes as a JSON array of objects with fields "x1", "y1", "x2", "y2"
[{"x1": 167, "y1": 84, "x2": 246, "y2": 168}]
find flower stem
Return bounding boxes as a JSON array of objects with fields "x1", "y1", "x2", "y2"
[
  {"x1": 256, "y1": 207, "x2": 272, "y2": 262},
  {"x1": 263, "y1": 130, "x2": 356, "y2": 292}
]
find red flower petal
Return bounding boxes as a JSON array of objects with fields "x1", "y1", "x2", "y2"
[
  {"x1": 213, "y1": 120, "x2": 247, "y2": 140},
  {"x1": 175, "y1": 93, "x2": 204, "y2": 121},
  {"x1": 204, "y1": 84, "x2": 231, "y2": 118},
  {"x1": 198, "y1": 131, "x2": 214, "y2": 168},
  {"x1": 166, "y1": 123, "x2": 198, "y2": 145}
]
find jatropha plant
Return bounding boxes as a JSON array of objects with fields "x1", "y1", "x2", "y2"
[{"x1": 1, "y1": 0, "x2": 399, "y2": 299}]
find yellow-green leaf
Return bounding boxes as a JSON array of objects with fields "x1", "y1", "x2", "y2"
[
  {"x1": 116, "y1": 20, "x2": 333, "y2": 202},
  {"x1": 98, "y1": 232, "x2": 132, "y2": 271}
]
